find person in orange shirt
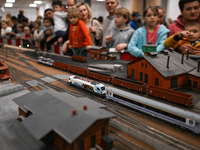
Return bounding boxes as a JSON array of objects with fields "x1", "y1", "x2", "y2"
[
  {"x1": 67, "y1": 7, "x2": 92, "y2": 57},
  {"x1": 164, "y1": 21, "x2": 200, "y2": 55}
]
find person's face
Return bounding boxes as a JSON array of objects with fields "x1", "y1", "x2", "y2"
[
  {"x1": 21, "y1": 21, "x2": 26, "y2": 26},
  {"x1": 105, "y1": 0, "x2": 118, "y2": 15},
  {"x1": 24, "y1": 29, "x2": 30, "y2": 35},
  {"x1": 34, "y1": 22, "x2": 39, "y2": 29},
  {"x1": 144, "y1": 9, "x2": 158, "y2": 27},
  {"x1": 45, "y1": 10, "x2": 54, "y2": 19},
  {"x1": 1, "y1": 22, "x2": 7, "y2": 29},
  {"x1": 53, "y1": 5, "x2": 62, "y2": 12},
  {"x1": 17, "y1": 27, "x2": 23, "y2": 33},
  {"x1": 79, "y1": 5, "x2": 88, "y2": 20},
  {"x1": 157, "y1": 9, "x2": 164, "y2": 24},
  {"x1": 181, "y1": 1, "x2": 200, "y2": 21},
  {"x1": 185, "y1": 25, "x2": 200, "y2": 41},
  {"x1": 115, "y1": 15, "x2": 126, "y2": 27},
  {"x1": 69, "y1": 16, "x2": 79, "y2": 25},
  {"x1": 43, "y1": 20, "x2": 51, "y2": 27},
  {"x1": 67, "y1": 0, "x2": 76, "y2": 8}
]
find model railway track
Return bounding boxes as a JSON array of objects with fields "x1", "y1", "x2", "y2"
[
  {"x1": 9, "y1": 67, "x2": 37, "y2": 91},
  {"x1": 9, "y1": 50, "x2": 71, "y2": 85},
  {"x1": 8, "y1": 66, "x2": 81, "y2": 97},
  {"x1": 107, "y1": 107, "x2": 198, "y2": 150},
  {"x1": 109, "y1": 130, "x2": 146, "y2": 150}
]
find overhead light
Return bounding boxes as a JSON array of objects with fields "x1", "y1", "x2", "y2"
[
  {"x1": 29, "y1": 4, "x2": 37, "y2": 7},
  {"x1": 96, "y1": 0, "x2": 105, "y2": 1},
  {"x1": 34, "y1": 1, "x2": 42, "y2": 4},
  {"x1": 1, "y1": 7, "x2": 5, "y2": 12},
  {"x1": 6, "y1": 0, "x2": 15, "y2": 3},
  {"x1": 5, "y1": 3, "x2": 13, "y2": 7}
]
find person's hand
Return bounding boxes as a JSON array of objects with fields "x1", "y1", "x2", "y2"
[
  {"x1": 178, "y1": 44, "x2": 196, "y2": 53},
  {"x1": 54, "y1": 41, "x2": 58, "y2": 45},
  {"x1": 62, "y1": 42, "x2": 68, "y2": 53},
  {"x1": 46, "y1": 30, "x2": 52, "y2": 35},
  {"x1": 20, "y1": 37, "x2": 25, "y2": 40},
  {"x1": 194, "y1": 48, "x2": 200, "y2": 55},
  {"x1": 68, "y1": 45, "x2": 72, "y2": 49},
  {"x1": 89, "y1": 26, "x2": 96, "y2": 33},
  {"x1": 179, "y1": 31, "x2": 190, "y2": 38},
  {"x1": 105, "y1": 35, "x2": 112, "y2": 43},
  {"x1": 46, "y1": 36, "x2": 52, "y2": 42},
  {"x1": 115, "y1": 43, "x2": 127, "y2": 52},
  {"x1": 86, "y1": 45, "x2": 91, "y2": 50},
  {"x1": 58, "y1": 37, "x2": 63, "y2": 43}
]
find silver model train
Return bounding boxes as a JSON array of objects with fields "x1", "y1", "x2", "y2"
[{"x1": 106, "y1": 87, "x2": 200, "y2": 134}]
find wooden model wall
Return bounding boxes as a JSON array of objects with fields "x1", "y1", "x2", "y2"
[
  {"x1": 52, "y1": 119, "x2": 110, "y2": 150},
  {"x1": 128, "y1": 59, "x2": 187, "y2": 89},
  {"x1": 0, "y1": 61, "x2": 10, "y2": 80}
]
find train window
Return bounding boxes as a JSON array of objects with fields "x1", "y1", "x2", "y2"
[
  {"x1": 101, "y1": 87, "x2": 105, "y2": 90},
  {"x1": 193, "y1": 81, "x2": 198, "y2": 88},
  {"x1": 189, "y1": 120, "x2": 194, "y2": 125},
  {"x1": 140, "y1": 72, "x2": 143, "y2": 82},
  {"x1": 170, "y1": 77, "x2": 177, "y2": 89},
  {"x1": 155, "y1": 78, "x2": 159, "y2": 86},
  {"x1": 187, "y1": 80, "x2": 191, "y2": 87},
  {"x1": 145, "y1": 63, "x2": 147, "y2": 68},
  {"x1": 132, "y1": 69, "x2": 135, "y2": 78},
  {"x1": 145, "y1": 74, "x2": 148, "y2": 84},
  {"x1": 97, "y1": 88, "x2": 100, "y2": 91},
  {"x1": 142, "y1": 62, "x2": 144, "y2": 68}
]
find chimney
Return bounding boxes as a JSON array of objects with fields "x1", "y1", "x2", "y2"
[
  {"x1": 198, "y1": 61, "x2": 200, "y2": 72},
  {"x1": 166, "y1": 56, "x2": 170, "y2": 68},
  {"x1": 72, "y1": 110, "x2": 76, "y2": 116},
  {"x1": 186, "y1": 49, "x2": 189, "y2": 60},
  {"x1": 83, "y1": 105, "x2": 87, "y2": 110},
  {"x1": 181, "y1": 53, "x2": 184, "y2": 64}
]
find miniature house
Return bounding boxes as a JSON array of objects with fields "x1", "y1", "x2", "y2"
[
  {"x1": 142, "y1": 41, "x2": 157, "y2": 53},
  {"x1": 100, "y1": 51, "x2": 109, "y2": 60},
  {"x1": 0, "y1": 61, "x2": 10, "y2": 81},
  {"x1": 90, "y1": 46, "x2": 106, "y2": 60},
  {"x1": 13, "y1": 90, "x2": 115, "y2": 150},
  {"x1": 128, "y1": 50, "x2": 199, "y2": 89}
]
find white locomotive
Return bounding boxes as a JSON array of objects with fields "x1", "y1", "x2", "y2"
[{"x1": 68, "y1": 75, "x2": 106, "y2": 95}]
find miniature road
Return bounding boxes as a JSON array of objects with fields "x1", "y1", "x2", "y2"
[{"x1": 1, "y1": 46, "x2": 200, "y2": 150}]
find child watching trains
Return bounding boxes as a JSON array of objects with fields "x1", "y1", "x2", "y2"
[
  {"x1": 40, "y1": 17, "x2": 55, "y2": 52},
  {"x1": 15, "y1": 24, "x2": 25, "y2": 39},
  {"x1": 67, "y1": 7, "x2": 92, "y2": 57},
  {"x1": 105, "y1": 7, "x2": 135, "y2": 52},
  {"x1": 128, "y1": 6, "x2": 170, "y2": 57},
  {"x1": 164, "y1": 21, "x2": 200, "y2": 55}
]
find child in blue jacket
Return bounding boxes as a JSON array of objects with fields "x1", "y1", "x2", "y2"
[{"x1": 128, "y1": 6, "x2": 170, "y2": 57}]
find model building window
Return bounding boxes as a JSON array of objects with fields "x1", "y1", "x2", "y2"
[
  {"x1": 187, "y1": 80, "x2": 191, "y2": 87},
  {"x1": 101, "y1": 127, "x2": 105, "y2": 136},
  {"x1": 63, "y1": 139, "x2": 67, "y2": 148},
  {"x1": 79, "y1": 140, "x2": 84, "y2": 150},
  {"x1": 91, "y1": 135, "x2": 95, "y2": 148},
  {"x1": 0, "y1": 69, "x2": 6, "y2": 74},
  {"x1": 109, "y1": 141, "x2": 113, "y2": 149},
  {"x1": 193, "y1": 81, "x2": 198, "y2": 88},
  {"x1": 155, "y1": 78, "x2": 159, "y2": 86},
  {"x1": 140, "y1": 72, "x2": 143, "y2": 82},
  {"x1": 145, "y1": 63, "x2": 147, "y2": 68},
  {"x1": 189, "y1": 119, "x2": 194, "y2": 125},
  {"x1": 145, "y1": 74, "x2": 148, "y2": 84},
  {"x1": 170, "y1": 77, "x2": 177, "y2": 89},
  {"x1": 132, "y1": 69, "x2": 134, "y2": 78},
  {"x1": 141, "y1": 62, "x2": 144, "y2": 68}
]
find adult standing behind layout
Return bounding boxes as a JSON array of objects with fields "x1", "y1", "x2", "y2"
[
  {"x1": 102, "y1": 0, "x2": 119, "y2": 47},
  {"x1": 169, "y1": 0, "x2": 200, "y2": 53}
]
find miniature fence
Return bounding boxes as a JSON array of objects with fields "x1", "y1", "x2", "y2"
[
  {"x1": 109, "y1": 119, "x2": 176, "y2": 150},
  {"x1": 0, "y1": 84, "x2": 25, "y2": 97}
]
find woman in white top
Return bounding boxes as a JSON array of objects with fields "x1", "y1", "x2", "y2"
[{"x1": 1, "y1": 21, "x2": 12, "y2": 38}]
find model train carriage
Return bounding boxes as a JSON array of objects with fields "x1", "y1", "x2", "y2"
[
  {"x1": 106, "y1": 87, "x2": 200, "y2": 134},
  {"x1": 68, "y1": 75, "x2": 106, "y2": 95},
  {"x1": 37, "y1": 56, "x2": 54, "y2": 66}
]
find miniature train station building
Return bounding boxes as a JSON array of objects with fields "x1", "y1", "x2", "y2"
[
  {"x1": 90, "y1": 46, "x2": 106, "y2": 60},
  {"x1": 13, "y1": 90, "x2": 115, "y2": 150},
  {"x1": 128, "y1": 50, "x2": 200, "y2": 90}
]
